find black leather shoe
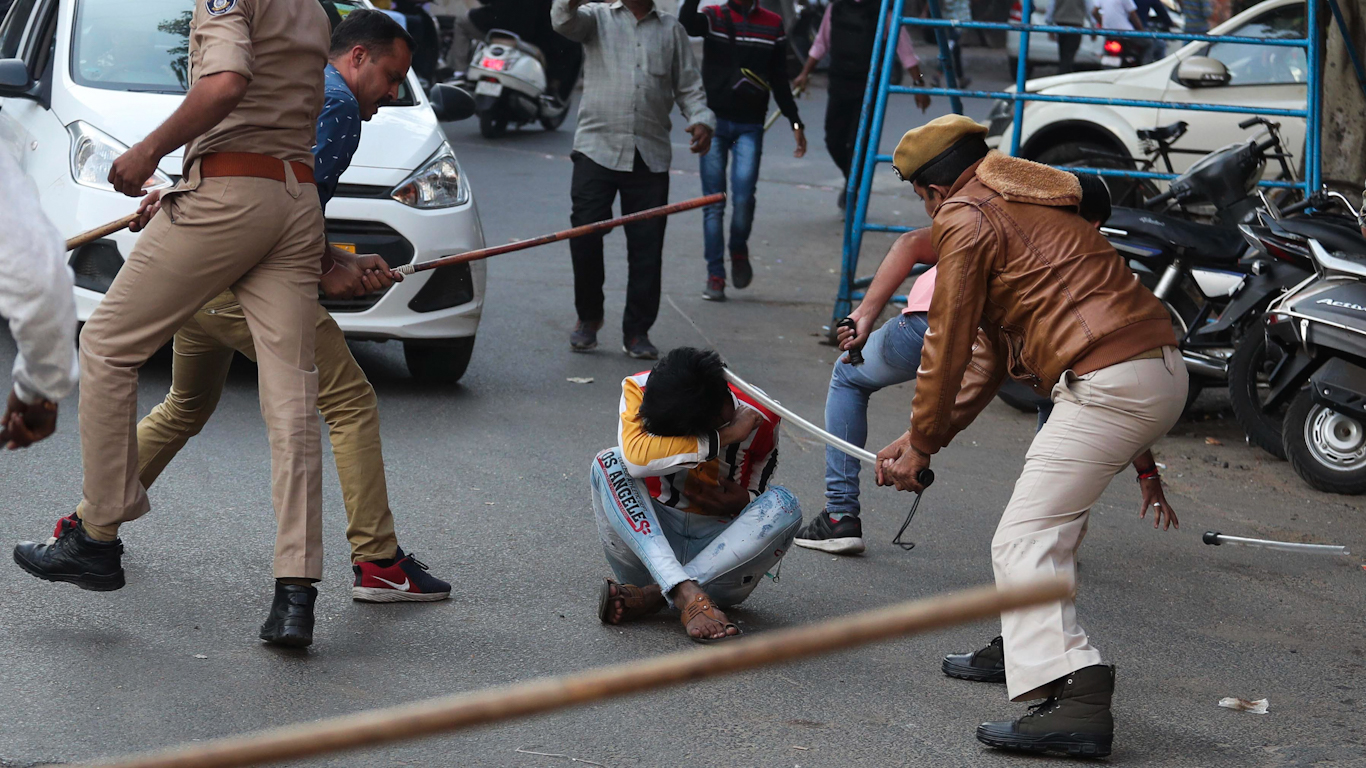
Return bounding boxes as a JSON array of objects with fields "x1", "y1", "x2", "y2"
[
  {"x1": 976, "y1": 664, "x2": 1115, "y2": 758},
  {"x1": 943, "y1": 635, "x2": 1006, "y2": 683},
  {"x1": 731, "y1": 253, "x2": 753, "y2": 289},
  {"x1": 260, "y1": 582, "x2": 317, "y2": 648},
  {"x1": 13, "y1": 518, "x2": 125, "y2": 591}
]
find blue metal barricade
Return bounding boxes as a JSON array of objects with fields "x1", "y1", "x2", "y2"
[{"x1": 832, "y1": 0, "x2": 1322, "y2": 328}]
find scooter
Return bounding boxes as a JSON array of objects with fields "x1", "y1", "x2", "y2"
[
  {"x1": 465, "y1": 29, "x2": 569, "y2": 139},
  {"x1": 1259, "y1": 200, "x2": 1366, "y2": 493}
]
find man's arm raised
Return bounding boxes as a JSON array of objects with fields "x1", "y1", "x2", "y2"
[{"x1": 837, "y1": 228, "x2": 937, "y2": 357}]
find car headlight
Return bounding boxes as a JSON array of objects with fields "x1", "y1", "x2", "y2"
[
  {"x1": 391, "y1": 143, "x2": 469, "y2": 209},
  {"x1": 67, "y1": 121, "x2": 173, "y2": 192}
]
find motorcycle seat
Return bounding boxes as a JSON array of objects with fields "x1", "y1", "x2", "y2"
[
  {"x1": 487, "y1": 31, "x2": 547, "y2": 68},
  {"x1": 1273, "y1": 217, "x2": 1366, "y2": 256},
  {"x1": 1107, "y1": 206, "x2": 1248, "y2": 265},
  {"x1": 1137, "y1": 121, "x2": 1188, "y2": 144}
]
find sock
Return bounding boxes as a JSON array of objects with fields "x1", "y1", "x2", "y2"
[
  {"x1": 277, "y1": 577, "x2": 316, "y2": 587},
  {"x1": 78, "y1": 520, "x2": 119, "y2": 542}
]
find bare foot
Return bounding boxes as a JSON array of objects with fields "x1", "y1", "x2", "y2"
[
  {"x1": 673, "y1": 581, "x2": 740, "y2": 641},
  {"x1": 604, "y1": 582, "x2": 665, "y2": 625}
]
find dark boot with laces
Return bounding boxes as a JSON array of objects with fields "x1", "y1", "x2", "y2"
[
  {"x1": 259, "y1": 582, "x2": 317, "y2": 648},
  {"x1": 942, "y1": 635, "x2": 1006, "y2": 683},
  {"x1": 13, "y1": 514, "x2": 125, "y2": 591},
  {"x1": 976, "y1": 664, "x2": 1116, "y2": 758}
]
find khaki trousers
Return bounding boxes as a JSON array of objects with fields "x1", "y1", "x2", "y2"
[
  {"x1": 136, "y1": 292, "x2": 398, "y2": 563},
  {"x1": 77, "y1": 174, "x2": 326, "y2": 580},
  {"x1": 993, "y1": 346, "x2": 1187, "y2": 701}
]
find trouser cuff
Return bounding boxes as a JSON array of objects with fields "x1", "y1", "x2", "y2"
[{"x1": 1007, "y1": 648, "x2": 1105, "y2": 702}]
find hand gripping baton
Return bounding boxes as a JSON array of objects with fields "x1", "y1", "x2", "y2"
[{"x1": 722, "y1": 369, "x2": 933, "y2": 548}]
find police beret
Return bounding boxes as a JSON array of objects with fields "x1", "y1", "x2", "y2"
[{"x1": 892, "y1": 115, "x2": 990, "y2": 184}]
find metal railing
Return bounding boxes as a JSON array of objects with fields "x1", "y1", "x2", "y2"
[{"x1": 833, "y1": 0, "x2": 1321, "y2": 325}]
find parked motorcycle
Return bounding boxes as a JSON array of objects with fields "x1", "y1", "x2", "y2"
[
  {"x1": 465, "y1": 29, "x2": 570, "y2": 138},
  {"x1": 1259, "y1": 204, "x2": 1366, "y2": 493},
  {"x1": 1101, "y1": 117, "x2": 1302, "y2": 410}
]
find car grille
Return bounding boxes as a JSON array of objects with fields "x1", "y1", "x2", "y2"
[
  {"x1": 321, "y1": 219, "x2": 416, "y2": 313},
  {"x1": 333, "y1": 183, "x2": 392, "y2": 200}
]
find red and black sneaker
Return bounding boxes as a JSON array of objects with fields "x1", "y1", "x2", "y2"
[{"x1": 352, "y1": 547, "x2": 451, "y2": 602}]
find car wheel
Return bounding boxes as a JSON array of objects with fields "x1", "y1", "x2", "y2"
[
  {"x1": 1035, "y1": 141, "x2": 1155, "y2": 207},
  {"x1": 1227, "y1": 329, "x2": 1287, "y2": 459},
  {"x1": 478, "y1": 110, "x2": 507, "y2": 139},
  {"x1": 1283, "y1": 389, "x2": 1366, "y2": 494},
  {"x1": 404, "y1": 337, "x2": 475, "y2": 384}
]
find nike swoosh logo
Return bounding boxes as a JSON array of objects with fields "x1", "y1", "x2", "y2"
[{"x1": 373, "y1": 575, "x2": 410, "y2": 591}]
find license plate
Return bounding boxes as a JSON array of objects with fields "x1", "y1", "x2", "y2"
[
  {"x1": 479, "y1": 57, "x2": 506, "y2": 71},
  {"x1": 475, "y1": 80, "x2": 503, "y2": 97},
  {"x1": 332, "y1": 243, "x2": 356, "y2": 253},
  {"x1": 1101, "y1": 55, "x2": 1121, "y2": 67}
]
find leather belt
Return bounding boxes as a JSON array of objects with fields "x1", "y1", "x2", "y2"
[{"x1": 199, "y1": 152, "x2": 315, "y2": 184}]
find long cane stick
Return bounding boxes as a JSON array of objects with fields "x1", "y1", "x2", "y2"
[
  {"x1": 394, "y1": 193, "x2": 725, "y2": 276},
  {"x1": 68, "y1": 580, "x2": 1068, "y2": 768},
  {"x1": 65, "y1": 213, "x2": 140, "y2": 252}
]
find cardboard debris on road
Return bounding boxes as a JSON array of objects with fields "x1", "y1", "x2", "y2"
[
  {"x1": 1218, "y1": 697, "x2": 1269, "y2": 714},
  {"x1": 566, "y1": 377, "x2": 594, "y2": 384}
]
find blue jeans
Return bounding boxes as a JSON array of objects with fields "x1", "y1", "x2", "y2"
[
  {"x1": 823, "y1": 313, "x2": 930, "y2": 517},
  {"x1": 589, "y1": 448, "x2": 802, "y2": 608},
  {"x1": 699, "y1": 119, "x2": 764, "y2": 280}
]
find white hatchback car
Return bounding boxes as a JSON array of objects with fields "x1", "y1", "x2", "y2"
[
  {"x1": 989, "y1": 0, "x2": 1306, "y2": 183},
  {"x1": 0, "y1": 0, "x2": 487, "y2": 382}
]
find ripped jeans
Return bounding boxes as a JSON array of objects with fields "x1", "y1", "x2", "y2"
[{"x1": 589, "y1": 448, "x2": 802, "y2": 608}]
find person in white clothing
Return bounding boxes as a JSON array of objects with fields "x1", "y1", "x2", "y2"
[
  {"x1": 1092, "y1": 0, "x2": 1142, "y2": 31},
  {"x1": 0, "y1": 148, "x2": 79, "y2": 450}
]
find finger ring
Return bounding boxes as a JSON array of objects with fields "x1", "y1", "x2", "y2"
[{"x1": 1152, "y1": 502, "x2": 1161, "y2": 507}]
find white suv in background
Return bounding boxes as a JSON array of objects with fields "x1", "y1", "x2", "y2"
[
  {"x1": 0, "y1": 0, "x2": 486, "y2": 382},
  {"x1": 989, "y1": 0, "x2": 1307, "y2": 181}
]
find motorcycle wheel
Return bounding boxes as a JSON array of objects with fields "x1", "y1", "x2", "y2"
[
  {"x1": 541, "y1": 109, "x2": 568, "y2": 131},
  {"x1": 1227, "y1": 330, "x2": 1287, "y2": 459},
  {"x1": 1282, "y1": 389, "x2": 1366, "y2": 494},
  {"x1": 478, "y1": 110, "x2": 507, "y2": 139},
  {"x1": 1035, "y1": 142, "x2": 1157, "y2": 208}
]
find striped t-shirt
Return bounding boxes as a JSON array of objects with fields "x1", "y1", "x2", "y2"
[{"x1": 617, "y1": 371, "x2": 780, "y2": 515}]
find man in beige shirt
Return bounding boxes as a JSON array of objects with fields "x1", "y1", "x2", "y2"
[{"x1": 13, "y1": 0, "x2": 335, "y2": 648}]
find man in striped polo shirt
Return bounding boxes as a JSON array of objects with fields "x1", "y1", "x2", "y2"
[
  {"x1": 588, "y1": 347, "x2": 802, "y2": 642},
  {"x1": 680, "y1": 0, "x2": 806, "y2": 302}
]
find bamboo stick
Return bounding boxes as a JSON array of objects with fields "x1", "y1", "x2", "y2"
[
  {"x1": 74, "y1": 579, "x2": 1068, "y2": 768},
  {"x1": 393, "y1": 193, "x2": 725, "y2": 276},
  {"x1": 65, "y1": 213, "x2": 140, "y2": 251}
]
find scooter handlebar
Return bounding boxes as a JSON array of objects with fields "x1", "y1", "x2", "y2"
[{"x1": 836, "y1": 317, "x2": 865, "y2": 366}]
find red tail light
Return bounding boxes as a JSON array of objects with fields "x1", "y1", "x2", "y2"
[{"x1": 1104, "y1": 40, "x2": 1123, "y2": 54}]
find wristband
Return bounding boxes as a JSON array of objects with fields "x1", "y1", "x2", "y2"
[{"x1": 1136, "y1": 468, "x2": 1160, "y2": 481}]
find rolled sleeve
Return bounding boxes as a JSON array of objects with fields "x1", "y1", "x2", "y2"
[
  {"x1": 672, "y1": 25, "x2": 714, "y2": 130},
  {"x1": 192, "y1": 0, "x2": 255, "y2": 81}
]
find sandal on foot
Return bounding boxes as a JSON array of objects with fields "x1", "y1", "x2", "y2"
[
  {"x1": 597, "y1": 579, "x2": 664, "y2": 625},
  {"x1": 680, "y1": 593, "x2": 741, "y2": 644}
]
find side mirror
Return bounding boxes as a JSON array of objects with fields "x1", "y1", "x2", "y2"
[
  {"x1": 1175, "y1": 56, "x2": 1231, "y2": 88},
  {"x1": 428, "y1": 83, "x2": 476, "y2": 123},
  {"x1": 0, "y1": 58, "x2": 34, "y2": 96}
]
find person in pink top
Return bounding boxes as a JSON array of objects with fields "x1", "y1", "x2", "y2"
[
  {"x1": 795, "y1": 171, "x2": 1125, "y2": 555},
  {"x1": 792, "y1": 0, "x2": 931, "y2": 210}
]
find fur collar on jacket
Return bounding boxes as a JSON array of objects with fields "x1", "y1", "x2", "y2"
[{"x1": 973, "y1": 151, "x2": 1081, "y2": 208}]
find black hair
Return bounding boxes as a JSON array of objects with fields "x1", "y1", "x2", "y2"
[
  {"x1": 638, "y1": 348, "x2": 731, "y2": 437},
  {"x1": 1073, "y1": 172, "x2": 1112, "y2": 225},
  {"x1": 912, "y1": 136, "x2": 989, "y2": 188},
  {"x1": 329, "y1": 9, "x2": 416, "y2": 59}
]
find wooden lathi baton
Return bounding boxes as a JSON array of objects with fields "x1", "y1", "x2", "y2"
[
  {"x1": 65, "y1": 213, "x2": 140, "y2": 251},
  {"x1": 67, "y1": 580, "x2": 1069, "y2": 768},
  {"x1": 393, "y1": 192, "x2": 725, "y2": 276}
]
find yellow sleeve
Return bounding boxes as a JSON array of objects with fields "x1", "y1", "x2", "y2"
[
  {"x1": 192, "y1": 0, "x2": 255, "y2": 82},
  {"x1": 617, "y1": 377, "x2": 718, "y2": 478}
]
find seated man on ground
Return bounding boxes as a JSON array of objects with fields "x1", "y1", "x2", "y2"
[
  {"x1": 590, "y1": 347, "x2": 801, "y2": 642},
  {"x1": 797, "y1": 172, "x2": 1172, "y2": 555}
]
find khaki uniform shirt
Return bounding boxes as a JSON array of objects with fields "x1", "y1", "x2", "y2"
[{"x1": 183, "y1": 0, "x2": 332, "y2": 171}]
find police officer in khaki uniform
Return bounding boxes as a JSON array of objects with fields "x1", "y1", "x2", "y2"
[{"x1": 13, "y1": 0, "x2": 335, "y2": 648}]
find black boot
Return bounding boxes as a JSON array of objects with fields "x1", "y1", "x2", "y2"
[
  {"x1": 13, "y1": 519, "x2": 125, "y2": 591},
  {"x1": 942, "y1": 635, "x2": 1006, "y2": 683},
  {"x1": 976, "y1": 664, "x2": 1116, "y2": 758},
  {"x1": 259, "y1": 582, "x2": 317, "y2": 648}
]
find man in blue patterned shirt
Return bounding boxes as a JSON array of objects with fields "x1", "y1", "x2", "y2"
[{"x1": 126, "y1": 9, "x2": 453, "y2": 646}]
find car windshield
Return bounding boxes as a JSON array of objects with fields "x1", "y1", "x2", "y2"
[{"x1": 71, "y1": 0, "x2": 414, "y2": 103}]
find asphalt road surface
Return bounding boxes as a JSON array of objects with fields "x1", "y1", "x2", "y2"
[{"x1": 1, "y1": 57, "x2": 1363, "y2": 768}]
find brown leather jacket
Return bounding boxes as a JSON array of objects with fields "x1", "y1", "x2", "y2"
[{"x1": 909, "y1": 152, "x2": 1177, "y2": 455}]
